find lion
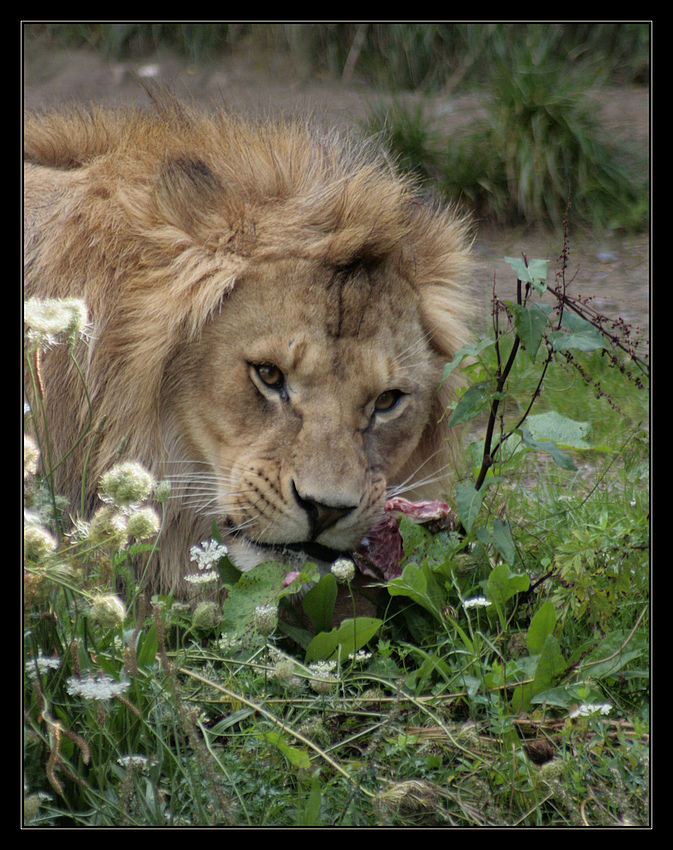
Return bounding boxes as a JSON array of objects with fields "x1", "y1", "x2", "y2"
[{"x1": 24, "y1": 95, "x2": 473, "y2": 598}]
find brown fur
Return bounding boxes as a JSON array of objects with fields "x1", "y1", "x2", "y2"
[{"x1": 24, "y1": 96, "x2": 473, "y2": 596}]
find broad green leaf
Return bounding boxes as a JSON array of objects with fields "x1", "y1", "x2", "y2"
[
  {"x1": 475, "y1": 518, "x2": 515, "y2": 565},
  {"x1": 387, "y1": 562, "x2": 439, "y2": 619},
  {"x1": 526, "y1": 411, "x2": 593, "y2": 450},
  {"x1": 491, "y1": 518, "x2": 516, "y2": 566},
  {"x1": 136, "y1": 622, "x2": 158, "y2": 667},
  {"x1": 220, "y1": 561, "x2": 286, "y2": 639},
  {"x1": 442, "y1": 337, "x2": 495, "y2": 380},
  {"x1": 534, "y1": 634, "x2": 566, "y2": 687},
  {"x1": 527, "y1": 602, "x2": 557, "y2": 656},
  {"x1": 519, "y1": 427, "x2": 576, "y2": 470},
  {"x1": 305, "y1": 617, "x2": 382, "y2": 663},
  {"x1": 448, "y1": 381, "x2": 492, "y2": 427},
  {"x1": 296, "y1": 772, "x2": 323, "y2": 826},
  {"x1": 504, "y1": 256, "x2": 548, "y2": 294},
  {"x1": 486, "y1": 563, "x2": 530, "y2": 609},
  {"x1": 507, "y1": 301, "x2": 549, "y2": 362},
  {"x1": 254, "y1": 730, "x2": 311, "y2": 770},
  {"x1": 580, "y1": 630, "x2": 647, "y2": 680},
  {"x1": 455, "y1": 480, "x2": 485, "y2": 533},
  {"x1": 302, "y1": 573, "x2": 338, "y2": 635},
  {"x1": 512, "y1": 633, "x2": 565, "y2": 712},
  {"x1": 551, "y1": 311, "x2": 606, "y2": 352}
]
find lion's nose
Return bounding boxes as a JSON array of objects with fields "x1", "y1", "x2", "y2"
[{"x1": 292, "y1": 483, "x2": 355, "y2": 539}]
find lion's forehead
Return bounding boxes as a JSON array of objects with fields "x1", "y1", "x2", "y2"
[{"x1": 253, "y1": 324, "x2": 428, "y2": 391}]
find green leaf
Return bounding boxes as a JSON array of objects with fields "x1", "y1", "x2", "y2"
[
  {"x1": 475, "y1": 518, "x2": 516, "y2": 565},
  {"x1": 220, "y1": 561, "x2": 287, "y2": 639},
  {"x1": 254, "y1": 729, "x2": 310, "y2": 770},
  {"x1": 551, "y1": 311, "x2": 606, "y2": 352},
  {"x1": 448, "y1": 381, "x2": 492, "y2": 427},
  {"x1": 455, "y1": 480, "x2": 485, "y2": 533},
  {"x1": 295, "y1": 772, "x2": 323, "y2": 826},
  {"x1": 302, "y1": 573, "x2": 338, "y2": 634},
  {"x1": 442, "y1": 337, "x2": 495, "y2": 380},
  {"x1": 527, "y1": 602, "x2": 557, "y2": 656},
  {"x1": 486, "y1": 563, "x2": 530, "y2": 609},
  {"x1": 512, "y1": 633, "x2": 565, "y2": 712},
  {"x1": 491, "y1": 519, "x2": 516, "y2": 566},
  {"x1": 387, "y1": 563, "x2": 437, "y2": 617},
  {"x1": 305, "y1": 617, "x2": 382, "y2": 663},
  {"x1": 518, "y1": 427, "x2": 577, "y2": 470},
  {"x1": 580, "y1": 630, "x2": 648, "y2": 680},
  {"x1": 534, "y1": 634, "x2": 566, "y2": 687},
  {"x1": 526, "y1": 411, "x2": 593, "y2": 450},
  {"x1": 504, "y1": 256, "x2": 548, "y2": 294},
  {"x1": 135, "y1": 622, "x2": 158, "y2": 667},
  {"x1": 507, "y1": 301, "x2": 549, "y2": 362}
]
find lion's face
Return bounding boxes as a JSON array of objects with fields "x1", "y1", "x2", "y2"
[
  {"x1": 163, "y1": 256, "x2": 443, "y2": 570},
  {"x1": 25, "y1": 102, "x2": 473, "y2": 595}
]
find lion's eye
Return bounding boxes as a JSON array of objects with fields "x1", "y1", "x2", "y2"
[
  {"x1": 255, "y1": 363, "x2": 285, "y2": 391},
  {"x1": 374, "y1": 389, "x2": 403, "y2": 413}
]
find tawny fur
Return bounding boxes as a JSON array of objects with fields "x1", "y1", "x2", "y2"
[{"x1": 24, "y1": 96, "x2": 473, "y2": 597}]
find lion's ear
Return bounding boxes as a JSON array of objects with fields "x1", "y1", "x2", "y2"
[{"x1": 152, "y1": 155, "x2": 226, "y2": 239}]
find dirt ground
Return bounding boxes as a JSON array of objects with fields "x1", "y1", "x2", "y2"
[{"x1": 23, "y1": 42, "x2": 650, "y2": 340}]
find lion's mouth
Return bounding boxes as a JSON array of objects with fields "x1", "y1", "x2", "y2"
[
  {"x1": 253, "y1": 538, "x2": 348, "y2": 564},
  {"x1": 285, "y1": 541, "x2": 348, "y2": 563}
]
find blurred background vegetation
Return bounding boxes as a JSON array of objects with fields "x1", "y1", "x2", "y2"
[
  {"x1": 23, "y1": 22, "x2": 650, "y2": 87},
  {"x1": 24, "y1": 23, "x2": 650, "y2": 231}
]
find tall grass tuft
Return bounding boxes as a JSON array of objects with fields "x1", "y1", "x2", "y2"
[
  {"x1": 482, "y1": 29, "x2": 647, "y2": 229},
  {"x1": 365, "y1": 31, "x2": 648, "y2": 230}
]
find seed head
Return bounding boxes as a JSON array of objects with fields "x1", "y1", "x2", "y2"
[
  {"x1": 99, "y1": 461, "x2": 155, "y2": 506},
  {"x1": 126, "y1": 506, "x2": 161, "y2": 540},
  {"x1": 89, "y1": 594, "x2": 126, "y2": 629},
  {"x1": 24, "y1": 297, "x2": 89, "y2": 348},
  {"x1": 331, "y1": 557, "x2": 356, "y2": 583},
  {"x1": 252, "y1": 604, "x2": 278, "y2": 637},
  {"x1": 24, "y1": 523, "x2": 57, "y2": 562}
]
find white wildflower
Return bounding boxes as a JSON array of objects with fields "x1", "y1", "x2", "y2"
[
  {"x1": 463, "y1": 595, "x2": 492, "y2": 609},
  {"x1": 348, "y1": 649, "x2": 372, "y2": 664},
  {"x1": 272, "y1": 659, "x2": 297, "y2": 683},
  {"x1": 87, "y1": 505, "x2": 129, "y2": 548},
  {"x1": 152, "y1": 479, "x2": 172, "y2": 503},
  {"x1": 66, "y1": 673, "x2": 131, "y2": 700},
  {"x1": 190, "y1": 539, "x2": 229, "y2": 570},
  {"x1": 192, "y1": 600, "x2": 221, "y2": 631},
  {"x1": 117, "y1": 754, "x2": 152, "y2": 771},
  {"x1": 308, "y1": 660, "x2": 339, "y2": 694},
  {"x1": 569, "y1": 703, "x2": 612, "y2": 718},
  {"x1": 23, "y1": 791, "x2": 51, "y2": 823},
  {"x1": 25, "y1": 651, "x2": 61, "y2": 679},
  {"x1": 184, "y1": 570, "x2": 219, "y2": 586}
]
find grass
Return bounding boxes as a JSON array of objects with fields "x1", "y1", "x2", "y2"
[
  {"x1": 23, "y1": 239, "x2": 649, "y2": 827},
  {"x1": 363, "y1": 41, "x2": 648, "y2": 231}
]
